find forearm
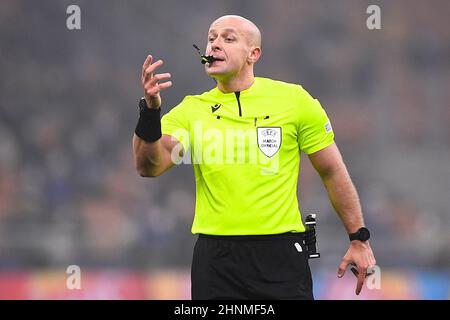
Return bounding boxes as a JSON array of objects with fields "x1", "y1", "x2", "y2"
[
  {"x1": 133, "y1": 134, "x2": 165, "y2": 177},
  {"x1": 321, "y1": 165, "x2": 364, "y2": 234}
]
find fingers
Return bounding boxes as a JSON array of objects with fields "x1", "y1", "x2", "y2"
[
  {"x1": 355, "y1": 268, "x2": 366, "y2": 295},
  {"x1": 141, "y1": 55, "x2": 172, "y2": 98},
  {"x1": 148, "y1": 73, "x2": 172, "y2": 87},
  {"x1": 144, "y1": 74, "x2": 172, "y2": 96},
  {"x1": 338, "y1": 244, "x2": 377, "y2": 295},
  {"x1": 142, "y1": 55, "x2": 153, "y2": 78},
  {"x1": 144, "y1": 81, "x2": 172, "y2": 98},
  {"x1": 147, "y1": 80, "x2": 173, "y2": 97},
  {"x1": 337, "y1": 258, "x2": 350, "y2": 278},
  {"x1": 351, "y1": 264, "x2": 370, "y2": 295},
  {"x1": 143, "y1": 59, "x2": 164, "y2": 82},
  {"x1": 158, "y1": 80, "x2": 173, "y2": 90}
]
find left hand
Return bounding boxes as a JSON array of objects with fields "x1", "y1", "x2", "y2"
[{"x1": 337, "y1": 240, "x2": 376, "y2": 295}]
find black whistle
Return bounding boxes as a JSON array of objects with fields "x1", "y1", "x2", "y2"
[{"x1": 193, "y1": 44, "x2": 215, "y2": 64}]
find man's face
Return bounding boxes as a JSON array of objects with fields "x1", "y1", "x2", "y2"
[{"x1": 205, "y1": 18, "x2": 253, "y2": 80}]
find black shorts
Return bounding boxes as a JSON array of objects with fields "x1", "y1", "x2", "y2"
[{"x1": 191, "y1": 233, "x2": 314, "y2": 300}]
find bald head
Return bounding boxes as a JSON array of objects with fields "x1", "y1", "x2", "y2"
[
  {"x1": 205, "y1": 15, "x2": 262, "y2": 87},
  {"x1": 210, "y1": 15, "x2": 261, "y2": 48}
]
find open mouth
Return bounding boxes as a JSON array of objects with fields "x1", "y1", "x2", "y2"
[
  {"x1": 212, "y1": 57, "x2": 225, "y2": 63},
  {"x1": 205, "y1": 56, "x2": 225, "y2": 67}
]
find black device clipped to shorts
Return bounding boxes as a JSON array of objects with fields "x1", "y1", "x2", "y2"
[{"x1": 305, "y1": 214, "x2": 320, "y2": 259}]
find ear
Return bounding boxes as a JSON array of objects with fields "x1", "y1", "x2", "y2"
[{"x1": 247, "y1": 46, "x2": 261, "y2": 64}]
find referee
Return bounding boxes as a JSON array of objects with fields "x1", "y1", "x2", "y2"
[{"x1": 133, "y1": 15, "x2": 376, "y2": 299}]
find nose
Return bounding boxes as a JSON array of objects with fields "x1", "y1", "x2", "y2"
[{"x1": 210, "y1": 38, "x2": 222, "y2": 53}]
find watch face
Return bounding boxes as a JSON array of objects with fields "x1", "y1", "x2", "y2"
[{"x1": 359, "y1": 227, "x2": 370, "y2": 241}]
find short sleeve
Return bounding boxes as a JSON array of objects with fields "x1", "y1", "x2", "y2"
[
  {"x1": 161, "y1": 97, "x2": 191, "y2": 153},
  {"x1": 296, "y1": 86, "x2": 335, "y2": 154}
]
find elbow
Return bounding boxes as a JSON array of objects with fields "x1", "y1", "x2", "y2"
[
  {"x1": 319, "y1": 164, "x2": 347, "y2": 182},
  {"x1": 136, "y1": 164, "x2": 161, "y2": 178},
  {"x1": 318, "y1": 166, "x2": 335, "y2": 181},
  {"x1": 137, "y1": 169, "x2": 160, "y2": 178},
  {"x1": 138, "y1": 170, "x2": 151, "y2": 178}
]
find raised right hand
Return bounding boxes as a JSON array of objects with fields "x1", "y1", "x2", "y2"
[{"x1": 141, "y1": 55, "x2": 172, "y2": 109}]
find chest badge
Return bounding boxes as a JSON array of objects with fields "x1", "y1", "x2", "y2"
[{"x1": 257, "y1": 127, "x2": 282, "y2": 157}]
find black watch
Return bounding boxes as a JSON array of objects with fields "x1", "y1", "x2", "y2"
[{"x1": 349, "y1": 227, "x2": 370, "y2": 242}]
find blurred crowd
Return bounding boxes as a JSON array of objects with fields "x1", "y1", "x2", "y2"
[{"x1": 0, "y1": 0, "x2": 449, "y2": 272}]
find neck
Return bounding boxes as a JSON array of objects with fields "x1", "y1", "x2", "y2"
[{"x1": 216, "y1": 71, "x2": 255, "y2": 93}]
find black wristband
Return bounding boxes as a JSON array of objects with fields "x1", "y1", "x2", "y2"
[{"x1": 135, "y1": 100, "x2": 162, "y2": 143}]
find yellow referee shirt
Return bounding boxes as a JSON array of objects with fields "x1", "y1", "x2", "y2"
[{"x1": 161, "y1": 77, "x2": 334, "y2": 235}]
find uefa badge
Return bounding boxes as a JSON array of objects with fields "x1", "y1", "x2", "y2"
[{"x1": 257, "y1": 127, "x2": 282, "y2": 157}]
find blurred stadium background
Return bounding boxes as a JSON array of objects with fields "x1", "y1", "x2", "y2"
[{"x1": 0, "y1": 0, "x2": 449, "y2": 299}]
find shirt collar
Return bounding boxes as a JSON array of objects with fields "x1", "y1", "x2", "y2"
[{"x1": 209, "y1": 77, "x2": 259, "y2": 98}]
